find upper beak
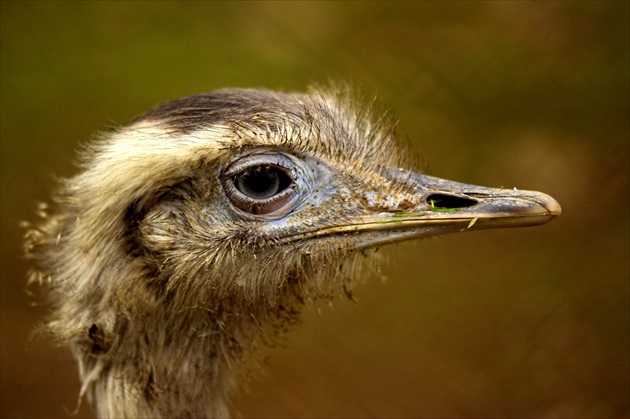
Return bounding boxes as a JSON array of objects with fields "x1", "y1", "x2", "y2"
[
  {"x1": 282, "y1": 168, "x2": 561, "y2": 250},
  {"x1": 318, "y1": 168, "x2": 561, "y2": 249},
  {"x1": 400, "y1": 170, "x2": 562, "y2": 226}
]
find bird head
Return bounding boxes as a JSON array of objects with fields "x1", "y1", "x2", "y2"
[
  {"x1": 25, "y1": 85, "x2": 561, "y2": 418},
  {"x1": 28, "y1": 85, "x2": 560, "y2": 336}
]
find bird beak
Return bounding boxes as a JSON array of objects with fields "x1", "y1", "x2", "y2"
[{"x1": 331, "y1": 169, "x2": 562, "y2": 249}]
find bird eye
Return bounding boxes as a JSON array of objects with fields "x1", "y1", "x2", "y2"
[
  {"x1": 223, "y1": 157, "x2": 299, "y2": 218},
  {"x1": 234, "y1": 166, "x2": 291, "y2": 200}
]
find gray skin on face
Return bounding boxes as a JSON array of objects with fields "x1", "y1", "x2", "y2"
[{"x1": 24, "y1": 86, "x2": 560, "y2": 418}]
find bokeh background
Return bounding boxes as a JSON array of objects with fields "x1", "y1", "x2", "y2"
[{"x1": 1, "y1": 1, "x2": 628, "y2": 418}]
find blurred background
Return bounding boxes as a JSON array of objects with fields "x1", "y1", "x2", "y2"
[{"x1": 1, "y1": 1, "x2": 628, "y2": 418}]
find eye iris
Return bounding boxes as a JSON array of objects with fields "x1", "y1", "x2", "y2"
[{"x1": 235, "y1": 166, "x2": 283, "y2": 199}]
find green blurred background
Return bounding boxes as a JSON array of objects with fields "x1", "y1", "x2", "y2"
[{"x1": 1, "y1": 1, "x2": 628, "y2": 417}]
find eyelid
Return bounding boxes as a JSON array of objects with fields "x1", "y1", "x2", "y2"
[
  {"x1": 226, "y1": 186, "x2": 298, "y2": 216},
  {"x1": 224, "y1": 153, "x2": 296, "y2": 179}
]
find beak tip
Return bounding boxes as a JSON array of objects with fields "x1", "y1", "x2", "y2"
[{"x1": 541, "y1": 194, "x2": 562, "y2": 217}]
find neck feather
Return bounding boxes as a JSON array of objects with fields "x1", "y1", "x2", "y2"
[{"x1": 77, "y1": 291, "x2": 303, "y2": 418}]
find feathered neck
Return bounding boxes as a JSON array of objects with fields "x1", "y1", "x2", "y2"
[{"x1": 77, "y1": 283, "x2": 306, "y2": 418}]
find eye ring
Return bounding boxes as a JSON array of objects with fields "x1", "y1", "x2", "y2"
[{"x1": 222, "y1": 154, "x2": 299, "y2": 218}]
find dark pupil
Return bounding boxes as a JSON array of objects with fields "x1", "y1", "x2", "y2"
[{"x1": 235, "y1": 166, "x2": 289, "y2": 199}]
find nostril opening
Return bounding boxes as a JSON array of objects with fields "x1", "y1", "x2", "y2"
[{"x1": 427, "y1": 193, "x2": 477, "y2": 209}]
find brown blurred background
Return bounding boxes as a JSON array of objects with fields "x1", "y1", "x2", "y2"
[{"x1": 1, "y1": 1, "x2": 628, "y2": 418}]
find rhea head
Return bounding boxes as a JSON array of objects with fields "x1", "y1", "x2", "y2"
[{"x1": 26, "y1": 85, "x2": 560, "y2": 417}]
